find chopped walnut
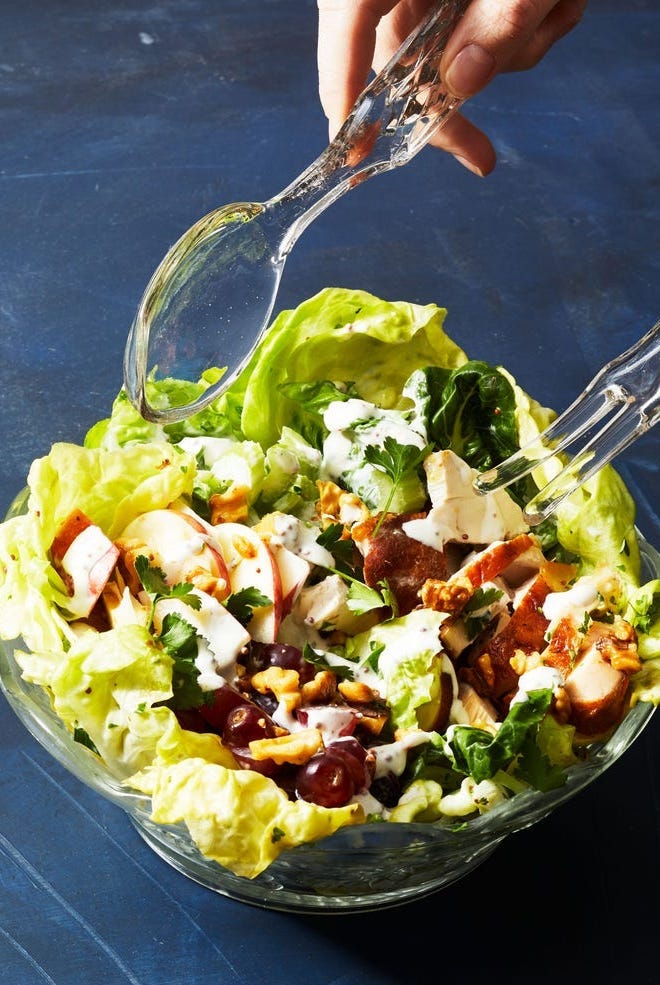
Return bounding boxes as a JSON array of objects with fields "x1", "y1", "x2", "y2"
[
  {"x1": 352, "y1": 707, "x2": 388, "y2": 736},
  {"x1": 317, "y1": 480, "x2": 370, "y2": 529},
  {"x1": 552, "y1": 685, "x2": 572, "y2": 724},
  {"x1": 475, "y1": 651, "x2": 496, "y2": 689},
  {"x1": 209, "y1": 486, "x2": 250, "y2": 525},
  {"x1": 419, "y1": 575, "x2": 472, "y2": 615},
  {"x1": 186, "y1": 568, "x2": 229, "y2": 603},
  {"x1": 250, "y1": 666, "x2": 300, "y2": 698},
  {"x1": 337, "y1": 680, "x2": 380, "y2": 704},
  {"x1": 586, "y1": 618, "x2": 641, "y2": 675},
  {"x1": 249, "y1": 728, "x2": 324, "y2": 765},
  {"x1": 509, "y1": 648, "x2": 543, "y2": 677},
  {"x1": 300, "y1": 670, "x2": 337, "y2": 704}
]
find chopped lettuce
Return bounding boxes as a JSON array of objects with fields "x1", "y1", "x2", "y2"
[{"x1": 347, "y1": 609, "x2": 448, "y2": 731}]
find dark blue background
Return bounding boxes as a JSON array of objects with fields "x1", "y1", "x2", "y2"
[{"x1": 1, "y1": 2, "x2": 658, "y2": 982}]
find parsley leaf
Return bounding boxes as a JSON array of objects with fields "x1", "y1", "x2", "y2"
[
  {"x1": 73, "y1": 726, "x2": 100, "y2": 755},
  {"x1": 158, "y1": 611, "x2": 208, "y2": 709},
  {"x1": 225, "y1": 586, "x2": 272, "y2": 626},
  {"x1": 365, "y1": 641, "x2": 385, "y2": 674},
  {"x1": 463, "y1": 586, "x2": 504, "y2": 638},
  {"x1": 302, "y1": 643, "x2": 355, "y2": 680},
  {"x1": 364, "y1": 437, "x2": 431, "y2": 533},
  {"x1": 134, "y1": 554, "x2": 201, "y2": 629},
  {"x1": 346, "y1": 580, "x2": 388, "y2": 614},
  {"x1": 317, "y1": 522, "x2": 355, "y2": 572}
]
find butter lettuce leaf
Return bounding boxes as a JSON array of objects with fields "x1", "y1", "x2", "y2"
[
  {"x1": 554, "y1": 466, "x2": 640, "y2": 583},
  {"x1": 0, "y1": 441, "x2": 196, "y2": 656},
  {"x1": 347, "y1": 608, "x2": 448, "y2": 731},
  {"x1": 219, "y1": 287, "x2": 467, "y2": 448},
  {"x1": 129, "y1": 757, "x2": 363, "y2": 878}
]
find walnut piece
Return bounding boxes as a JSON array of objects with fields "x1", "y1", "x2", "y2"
[{"x1": 249, "y1": 728, "x2": 324, "y2": 765}]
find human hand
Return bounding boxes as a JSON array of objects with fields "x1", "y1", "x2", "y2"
[{"x1": 317, "y1": 0, "x2": 588, "y2": 176}]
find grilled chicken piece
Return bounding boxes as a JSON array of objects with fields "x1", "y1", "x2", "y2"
[
  {"x1": 459, "y1": 533, "x2": 544, "y2": 589},
  {"x1": 563, "y1": 650, "x2": 630, "y2": 736},
  {"x1": 352, "y1": 512, "x2": 449, "y2": 616},
  {"x1": 562, "y1": 619, "x2": 641, "y2": 736},
  {"x1": 462, "y1": 571, "x2": 553, "y2": 700}
]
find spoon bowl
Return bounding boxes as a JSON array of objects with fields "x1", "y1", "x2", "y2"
[{"x1": 124, "y1": 0, "x2": 470, "y2": 423}]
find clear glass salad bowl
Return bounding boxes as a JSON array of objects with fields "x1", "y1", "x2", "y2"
[{"x1": 1, "y1": 485, "x2": 657, "y2": 913}]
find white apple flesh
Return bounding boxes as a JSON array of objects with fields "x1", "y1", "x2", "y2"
[
  {"x1": 210, "y1": 522, "x2": 283, "y2": 643},
  {"x1": 118, "y1": 508, "x2": 230, "y2": 597},
  {"x1": 57, "y1": 522, "x2": 120, "y2": 618}
]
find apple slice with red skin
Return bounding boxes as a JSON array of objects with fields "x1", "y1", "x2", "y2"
[
  {"x1": 51, "y1": 510, "x2": 120, "y2": 618},
  {"x1": 210, "y1": 522, "x2": 283, "y2": 643},
  {"x1": 118, "y1": 508, "x2": 230, "y2": 598},
  {"x1": 268, "y1": 542, "x2": 310, "y2": 617}
]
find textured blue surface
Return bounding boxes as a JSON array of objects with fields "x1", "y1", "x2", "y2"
[{"x1": 0, "y1": 2, "x2": 659, "y2": 982}]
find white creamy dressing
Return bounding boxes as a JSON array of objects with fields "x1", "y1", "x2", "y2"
[
  {"x1": 372, "y1": 730, "x2": 437, "y2": 779},
  {"x1": 269, "y1": 513, "x2": 334, "y2": 569},
  {"x1": 377, "y1": 614, "x2": 446, "y2": 680},
  {"x1": 350, "y1": 788, "x2": 388, "y2": 816},
  {"x1": 321, "y1": 398, "x2": 427, "y2": 484},
  {"x1": 154, "y1": 591, "x2": 249, "y2": 691},
  {"x1": 301, "y1": 705, "x2": 356, "y2": 741},
  {"x1": 270, "y1": 696, "x2": 299, "y2": 733},
  {"x1": 268, "y1": 445, "x2": 299, "y2": 476},
  {"x1": 403, "y1": 450, "x2": 527, "y2": 551},
  {"x1": 510, "y1": 665, "x2": 564, "y2": 705},
  {"x1": 163, "y1": 528, "x2": 210, "y2": 569},
  {"x1": 542, "y1": 575, "x2": 601, "y2": 627}
]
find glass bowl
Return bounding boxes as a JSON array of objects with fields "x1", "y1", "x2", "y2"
[{"x1": 1, "y1": 486, "x2": 657, "y2": 913}]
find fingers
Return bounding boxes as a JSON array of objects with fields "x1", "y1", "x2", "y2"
[
  {"x1": 317, "y1": 0, "x2": 588, "y2": 176},
  {"x1": 317, "y1": 0, "x2": 400, "y2": 138},
  {"x1": 428, "y1": 112, "x2": 497, "y2": 176},
  {"x1": 441, "y1": 0, "x2": 588, "y2": 98},
  {"x1": 317, "y1": 0, "x2": 437, "y2": 137}
]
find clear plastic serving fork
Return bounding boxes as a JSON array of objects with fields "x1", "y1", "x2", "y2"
[{"x1": 474, "y1": 319, "x2": 660, "y2": 524}]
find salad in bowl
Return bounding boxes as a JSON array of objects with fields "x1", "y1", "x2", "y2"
[{"x1": 0, "y1": 287, "x2": 658, "y2": 910}]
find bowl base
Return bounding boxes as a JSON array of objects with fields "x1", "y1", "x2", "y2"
[{"x1": 130, "y1": 815, "x2": 500, "y2": 913}]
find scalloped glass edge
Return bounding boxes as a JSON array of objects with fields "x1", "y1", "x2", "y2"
[{"x1": 1, "y1": 486, "x2": 658, "y2": 913}]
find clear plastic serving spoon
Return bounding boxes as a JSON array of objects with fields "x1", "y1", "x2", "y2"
[{"x1": 123, "y1": 0, "x2": 470, "y2": 424}]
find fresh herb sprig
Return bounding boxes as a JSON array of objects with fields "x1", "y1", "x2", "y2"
[
  {"x1": 225, "y1": 586, "x2": 272, "y2": 626},
  {"x1": 134, "y1": 554, "x2": 201, "y2": 630},
  {"x1": 364, "y1": 437, "x2": 432, "y2": 535}
]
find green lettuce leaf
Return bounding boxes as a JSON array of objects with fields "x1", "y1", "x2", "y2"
[
  {"x1": 554, "y1": 467, "x2": 640, "y2": 583},
  {"x1": 218, "y1": 287, "x2": 467, "y2": 448},
  {"x1": 129, "y1": 756, "x2": 363, "y2": 878},
  {"x1": 347, "y1": 608, "x2": 447, "y2": 731}
]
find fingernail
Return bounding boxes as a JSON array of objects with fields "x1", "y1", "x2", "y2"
[
  {"x1": 454, "y1": 155, "x2": 485, "y2": 178},
  {"x1": 445, "y1": 44, "x2": 496, "y2": 97}
]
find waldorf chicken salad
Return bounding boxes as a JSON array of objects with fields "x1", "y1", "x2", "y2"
[{"x1": 1, "y1": 288, "x2": 659, "y2": 878}]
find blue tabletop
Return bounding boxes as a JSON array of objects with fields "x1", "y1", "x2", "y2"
[{"x1": 1, "y1": 2, "x2": 659, "y2": 982}]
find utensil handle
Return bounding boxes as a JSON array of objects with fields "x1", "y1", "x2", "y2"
[
  {"x1": 272, "y1": 0, "x2": 470, "y2": 251},
  {"x1": 355, "y1": 0, "x2": 471, "y2": 164}
]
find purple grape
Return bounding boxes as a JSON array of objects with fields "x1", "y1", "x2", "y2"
[
  {"x1": 294, "y1": 750, "x2": 355, "y2": 808},
  {"x1": 369, "y1": 771, "x2": 401, "y2": 808},
  {"x1": 326, "y1": 736, "x2": 373, "y2": 791},
  {"x1": 222, "y1": 703, "x2": 277, "y2": 746},
  {"x1": 248, "y1": 642, "x2": 315, "y2": 684}
]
